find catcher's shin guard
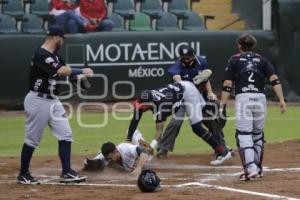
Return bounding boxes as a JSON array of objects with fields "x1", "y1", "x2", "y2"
[
  {"x1": 236, "y1": 130, "x2": 256, "y2": 180},
  {"x1": 253, "y1": 131, "x2": 265, "y2": 175}
]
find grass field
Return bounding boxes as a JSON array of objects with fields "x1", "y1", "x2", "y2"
[{"x1": 0, "y1": 105, "x2": 299, "y2": 156}]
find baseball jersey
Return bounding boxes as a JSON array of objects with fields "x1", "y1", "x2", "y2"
[
  {"x1": 127, "y1": 83, "x2": 184, "y2": 141},
  {"x1": 223, "y1": 52, "x2": 275, "y2": 95},
  {"x1": 29, "y1": 47, "x2": 65, "y2": 95},
  {"x1": 117, "y1": 143, "x2": 139, "y2": 172},
  {"x1": 168, "y1": 56, "x2": 208, "y2": 82}
]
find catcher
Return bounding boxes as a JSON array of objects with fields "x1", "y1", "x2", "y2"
[{"x1": 82, "y1": 130, "x2": 153, "y2": 176}]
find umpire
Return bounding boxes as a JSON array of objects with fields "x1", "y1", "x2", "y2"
[
  {"x1": 17, "y1": 25, "x2": 93, "y2": 184},
  {"x1": 157, "y1": 45, "x2": 232, "y2": 164}
]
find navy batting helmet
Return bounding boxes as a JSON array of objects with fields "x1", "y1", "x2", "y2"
[{"x1": 137, "y1": 169, "x2": 161, "y2": 192}]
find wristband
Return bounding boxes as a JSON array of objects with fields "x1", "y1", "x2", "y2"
[
  {"x1": 271, "y1": 79, "x2": 281, "y2": 86},
  {"x1": 222, "y1": 86, "x2": 232, "y2": 93},
  {"x1": 71, "y1": 68, "x2": 83, "y2": 76}
]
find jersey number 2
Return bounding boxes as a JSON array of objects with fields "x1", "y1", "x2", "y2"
[{"x1": 248, "y1": 72, "x2": 255, "y2": 83}]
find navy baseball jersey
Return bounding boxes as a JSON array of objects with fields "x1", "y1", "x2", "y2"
[
  {"x1": 168, "y1": 56, "x2": 208, "y2": 82},
  {"x1": 127, "y1": 83, "x2": 184, "y2": 141},
  {"x1": 29, "y1": 47, "x2": 65, "y2": 95},
  {"x1": 223, "y1": 52, "x2": 275, "y2": 95}
]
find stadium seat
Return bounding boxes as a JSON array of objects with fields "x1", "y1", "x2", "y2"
[
  {"x1": 141, "y1": 0, "x2": 163, "y2": 19},
  {"x1": 107, "y1": 12, "x2": 125, "y2": 31},
  {"x1": 113, "y1": 0, "x2": 135, "y2": 17},
  {"x1": 182, "y1": 11, "x2": 205, "y2": 30},
  {"x1": 21, "y1": 14, "x2": 45, "y2": 34},
  {"x1": 156, "y1": 12, "x2": 179, "y2": 31},
  {"x1": 129, "y1": 12, "x2": 152, "y2": 31},
  {"x1": 0, "y1": 14, "x2": 19, "y2": 34},
  {"x1": 29, "y1": 0, "x2": 49, "y2": 17},
  {"x1": 168, "y1": 0, "x2": 189, "y2": 18},
  {"x1": 2, "y1": 0, "x2": 25, "y2": 18}
]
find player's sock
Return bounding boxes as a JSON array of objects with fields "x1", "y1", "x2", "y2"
[
  {"x1": 20, "y1": 143, "x2": 35, "y2": 174},
  {"x1": 191, "y1": 123, "x2": 221, "y2": 149},
  {"x1": 58, "y1": 140, "x2": 71, "y2": 174}
]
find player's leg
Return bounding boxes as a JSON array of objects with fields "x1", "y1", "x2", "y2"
[
  {"x1": 252, "y1": 94, "x2": 267, "y2": 177},
  {"x1": 157, "y1": 105, "x2": 185, "y2": 158},
  {"x1": 235, "y1": 94, "x2": 259, "y2": 180},
  {"x1": 181, "y1": 81, "x2": 231, "y2": 165},
  {"x1": 18, "y1": 92, "x2": 50, "y2": 184},
  {"x1": 49, "y1": 101, "x2": 86, "y2": 183}
]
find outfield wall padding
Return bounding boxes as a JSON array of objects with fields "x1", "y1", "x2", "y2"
[{"x1": 0, "y1": 31, "x2": 279, "y2": 107}]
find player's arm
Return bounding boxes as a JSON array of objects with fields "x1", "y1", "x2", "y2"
[
  {"x1": 173, "y1": 75, "x2": 182, "y2": 82},
  {"x1": 131, "y1": 147, "x2": 150, "y2": 176},
  {"x1": 127, "y1": 109, "x2": 143, "y2": 142},
  {"x1": 269, "y1": 74, "x2": 286, "y2": 113},
  {"x1": 154, "y1": 121, "x2": 165, "y2": 144},
  {"x1": 205, "y1": 80, "x2": 217, "y2": 100},
  {"x1": 220, "y1": 80, "x2": 233, "y2": 111}
]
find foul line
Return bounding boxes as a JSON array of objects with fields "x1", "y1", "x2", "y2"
[
  {"x1": 20, "y1": 181, "x2": 299, "y2": 200},
  {"x1": 174, "y1": 182, "x2": 300, "y2": 200}
]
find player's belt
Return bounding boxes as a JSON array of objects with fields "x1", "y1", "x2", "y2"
[{"x1": 37, "y1": 92, "x2": 55, "y2": 100}]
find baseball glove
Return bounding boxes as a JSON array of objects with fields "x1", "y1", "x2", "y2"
[
  {"x1": 79, "y1": 75, "x2": 91, "y2": 91},
  {"x1": 138, "y1": 139, "x2": 154, "y2": 155},
  {"x1": 82, "y1": 158, "x2": 105, "y2": 172}
]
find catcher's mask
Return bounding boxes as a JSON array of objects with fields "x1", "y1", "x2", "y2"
[
  {"x1": 137, "y1": 169, "x2": 161, "y2": 192},
  {"x1": 179, "y1": 45, "x2": 196, "y2": 67}
]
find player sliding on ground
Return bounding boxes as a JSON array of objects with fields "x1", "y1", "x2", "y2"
[
  {"x1": 127, "y1": 77, "x2": 233, "y2": 166},
  {"x1": 83, "y1": 130, "x2": 153, "y2": 176}
]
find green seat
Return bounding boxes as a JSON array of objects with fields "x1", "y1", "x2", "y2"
[
  {"x1": 182, "y1": 11, "x2": 205, "y2": 30},
  {"x1": 30, "y1": 0, "x2": 49, "y2": 17},
  {"x1": 2, "y1": 0, "x2": 25, "y2": 18},
  {"x1": 107, "y1": 13, "x2": 125, "y2": 31},
  {"x1": 129, "y1": 12, "x2": 152, "y2": 31},
  {"x1": 0, "y1": 14, "x2": 19, "y2": 34},
  {"x1": 156, "y1": 12, "x2": 179, "y2": 31},
  {"x1": 22, "y1": 14, "x2": 45, "y2": 34},
  {"x1": 113, "y1": 0, "x2": 135, "y2": 17},
  {"x1": 168, "y1": 0, "x2": 189, "y2": 18},
  {"x1": 141, "y1": 0, "x2": 163, "y2": 18}
]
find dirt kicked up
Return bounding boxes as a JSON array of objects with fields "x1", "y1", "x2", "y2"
[{"x1": 0, "y1": 140, "x2": 300, "y2": 200}]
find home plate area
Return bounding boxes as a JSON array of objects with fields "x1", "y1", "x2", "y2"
[{"x1": 0, "y1": 140, "x2": 300, "y2": 200}]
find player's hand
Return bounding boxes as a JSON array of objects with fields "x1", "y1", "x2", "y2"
[
  {"x1": 130, "y1": 167, "x2": 142, "y2": 177},
  {"x1": 82, "y1": 68, "x2": 94, "y2": 77},
  {"x1": 279, "y1": 100, "x2": 286, "y2": 114},
  {"x1": 207, "y1": 92, "x2": 217, "y2": 100}
]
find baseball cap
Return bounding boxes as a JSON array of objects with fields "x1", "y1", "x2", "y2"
[
  {"x1": 179, "y1": 45, "x2": 195, "y2": 57},
  {"x1": 46, "y1": 25, "x2": 65, "y2": 38}
]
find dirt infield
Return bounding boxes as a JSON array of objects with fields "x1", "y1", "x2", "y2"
[{"x1": 0, "y1": 140, "x2": 300, "y2": 200}]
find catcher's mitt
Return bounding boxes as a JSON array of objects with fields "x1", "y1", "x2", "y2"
[
  {"x1": 138, "y1": 139, "x2": 154, "y2": 155},
  {"x1": 82, "y1": 158, "x2": 105, "y2": 172}
]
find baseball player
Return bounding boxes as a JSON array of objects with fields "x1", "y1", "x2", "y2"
[
  {"x1": 17, "y1": 25, "x2": 93, "y2": 184},
  {"x1": 220, "y1": 33, "x2": 286, "y2": 180},
  {"x1": 157, "y1": 45, "x2": 232, "y2": 162},
  {"x1": 84, "y1": 130, "x2": 152, "y2": 176},
  {"x1": 126, "y1": 81, "x2": 232, "y2": 165}
]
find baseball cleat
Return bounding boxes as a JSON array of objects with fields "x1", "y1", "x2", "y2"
[
  {"x1": 193, "y1": 69, "x2": 212, "y2": 85},
  {"x1": 157, "y1": 149, "x2": 168, "y2": 159},
  {"x1": 210, "y1": 150, "x2": 232, "y2": 166},
  {"x1": 17, "y1": 172, "x2": 40, "y2": 185},
  {"x1": 239, "y1": 171, "x2": 259, "y2": 181},
  {"x1": 60, "y1": 170, "x2": 87, "y2": 183}
]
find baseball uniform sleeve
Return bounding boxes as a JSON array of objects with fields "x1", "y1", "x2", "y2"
[
  {"x1": 168, "y1": 61, "x2": 182, "y2": 76},
  {"x1": 262, "y1": 58, "x2": 276, "y2": 78},
  {"x1": 35, "y1": 52, "x2": 63, "y2": 77},
  {"x1": 222, "y1": 57, "x2": 236, "y2": 81},
  {"x1": 196, "y1": 56, "x2": 208, "y2": 70}
]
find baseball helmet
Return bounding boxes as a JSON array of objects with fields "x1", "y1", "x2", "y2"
[{"x1": 137, "y1": 169, "x2": 161, "y2": 192}]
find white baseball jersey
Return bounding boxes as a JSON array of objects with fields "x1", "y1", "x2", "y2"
[{"x1": 117, "y1": 143, "x2": 139, "y2": 172}]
